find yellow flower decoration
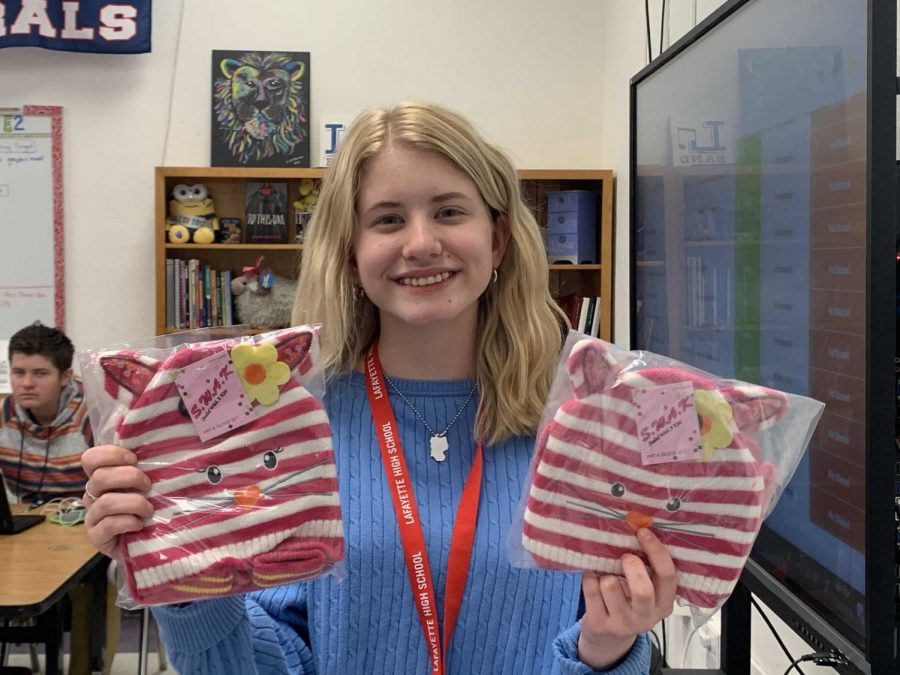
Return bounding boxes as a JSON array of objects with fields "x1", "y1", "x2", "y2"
[
  {"x1": 231, "y1": 343, "x2": 290, "y2": 406},
  {"x1": 694, "y1": 389, "x2": 734, "y2": 461}
]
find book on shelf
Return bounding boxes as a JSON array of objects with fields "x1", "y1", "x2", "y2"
[
  {"x1": 245, "y1": 182, "x2": 289, "y2": 243},
  {"x1": 565, "y1": 295, "x2": 601, "y2": 337},
  {"x1": 582, "y1": 297, "x2": 597, "y2": 337},
  {"x1": 557, "y1": 293, "x2": 582, "y2": 331},
  {"x1": 165, "y1": 258, "x2": 235, "y2": 330},
  {"x1": 685, "y1": 253, "x2": 733, "y2": 328},
  {"x1": 574, "y1": 297, "x2": 593, "y2": 334},
  {"x1": 165, "y1": 259, "x2": 175, "y2": 329},
  {"x1": 589, "y1": 297, "x2": 601, "y2": 337}
]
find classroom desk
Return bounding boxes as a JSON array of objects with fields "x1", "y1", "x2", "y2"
[{"x1": 0, "y1": 506, "x2": 106, "y2": 675}]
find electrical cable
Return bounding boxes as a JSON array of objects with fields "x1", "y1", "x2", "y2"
[
  {"x1": 31, "y1": 432, "x2": 52, "y2": 503},
  {"x1": 645, "y1": 0, "x2": 653, "y2": 63},
  {"x1": 14, "y1": 425, "x2": 52, "y2": 504},
  {"x1": 649, "y1": 629, "x2": 662, "y2": 674},
  {"x1": 659, "y1": 0, "x2": 667, "y2": 58},
  {"x1": 38, "y1": 496, "x2": 86, "y2": 525},
  {"x1": 160, "y1": 0, "x2": 188, "y2": 165},
  {"x1": 749, "y1": 595, "x2": 806, "y2": 675},
  {"x1": 661, "y1": 617, "x2": 667, "y2": 666},
  {"x1": 679, "y1": 623, "x2": 703, "y2": 668},
  {"x1": 782, "y1": 651, "x2": 849, "y2": 675}
]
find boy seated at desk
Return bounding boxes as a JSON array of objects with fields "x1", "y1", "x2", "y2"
[
  {"x1": 0, "y1": 322, "x2": 91, "y2": 503},
  {"x1": 0, "y1": 322, "x2": 119, "y2": 675}
]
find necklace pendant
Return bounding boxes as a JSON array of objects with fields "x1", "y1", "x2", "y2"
[{"x1": 430, "y1": 435, "x2": 449, "y2": 462}]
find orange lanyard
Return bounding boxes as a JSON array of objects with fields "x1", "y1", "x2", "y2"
[{"x1": 364, "y1": 343, "x2": 483, "y2": 675}]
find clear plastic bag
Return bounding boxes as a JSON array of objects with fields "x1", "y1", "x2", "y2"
[
  {"x1": 79, "y1": 325, "x2": 345, "y2": 608},
  {"x1": 509, "y1": 332, "x2": 824, "y2": 625}
]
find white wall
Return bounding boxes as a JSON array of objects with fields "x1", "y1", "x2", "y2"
[{"x1": 0, "y1": 0, "x2": 609, "y2": 351}]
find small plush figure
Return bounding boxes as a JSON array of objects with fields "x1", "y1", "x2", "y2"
[
  {"x1": 231, "y1": 256, "x2": 297, "y2": 328},
  {"x1": 292, "y1": 178, "x2": 319, "y2": 243},
  {"x1": 293, "y1": 178, "x2": 319, "y2": 213},
  {"x1": 522, "y1": 337, "x2": 787, "y2": 611},
  {"x1": 166, "y1": 183, "x2": 220, "y2": 244},
  {"x1": 220, "y1": 218, "x2": 242, "y2": 244}
]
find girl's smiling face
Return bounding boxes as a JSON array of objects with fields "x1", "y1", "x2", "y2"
[{"x1": 351, "y1": 143, "x2": 508, "y2": 335}]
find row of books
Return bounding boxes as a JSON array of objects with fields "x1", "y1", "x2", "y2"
[
  {"x1": 165, "y1": 258, "x2": 235, "y2": 329},
  {"x1": 559, "y1": 294, "x2": 602, "y2": 337},
  {"x1": 685, "y1": 256, "x2": 733, "y2": 328}
]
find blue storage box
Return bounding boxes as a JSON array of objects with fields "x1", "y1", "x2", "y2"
[{"x1": 546, "y1": 190, "x2": 597, "y2": 264}]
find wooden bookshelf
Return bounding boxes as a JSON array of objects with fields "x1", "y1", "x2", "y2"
[{"x1": 155, "y1": 167, "x2": 614, "y2": 340}]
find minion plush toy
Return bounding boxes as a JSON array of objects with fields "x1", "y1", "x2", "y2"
[{"x1": 166, "y1": 184, "x2": 220, "y2": 244}]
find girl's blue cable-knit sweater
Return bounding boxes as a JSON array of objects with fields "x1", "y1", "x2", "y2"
[{"x1": 152, "y1": 370, "x2": 650, "y2": 674}]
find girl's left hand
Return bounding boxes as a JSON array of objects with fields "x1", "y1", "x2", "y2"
[{"x1": 577, "y1": 527, "x2": 677, "y2": 669}]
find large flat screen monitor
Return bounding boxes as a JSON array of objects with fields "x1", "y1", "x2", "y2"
[{"x1": 629, "y1": 0, "x2": 896, "y2": 672}]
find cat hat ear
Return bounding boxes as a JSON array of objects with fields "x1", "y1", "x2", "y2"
[
  {"x1": 273, "y1": 325, "x2": 317, "y2": 375},
  {"x1": 722, "y1": 383, "x2": 788, "y2": 433},
  {"x1": 567, "y1": 338, "x2": 619, "y2": 399},
  {"x1": 100, "y1": 350, "x2": 161, "y2": 408}
]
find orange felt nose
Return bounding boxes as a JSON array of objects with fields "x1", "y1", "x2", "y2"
[
  {"x1": 626, "y1": 511, "x2": 653, "y2": 532},
  {"x1": 234, "y1": 485, "x2": 261, "y2": 508},
  {"x1": 244, "y1": 363, "x2": 266, "y2": 385},
  {"x1": 699, "y1": 414, "x2": 712, "y2": 434}
]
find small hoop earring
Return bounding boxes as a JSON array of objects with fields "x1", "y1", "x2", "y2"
[{"x1": 492, "y1": 269, "x2": 499, "y2": 284}]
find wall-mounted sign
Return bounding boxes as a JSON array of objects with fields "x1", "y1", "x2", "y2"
[{"x1": 0, "y1": 1, "x2": 151, "y2": 54}]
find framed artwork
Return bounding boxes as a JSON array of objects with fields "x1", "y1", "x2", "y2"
[{"x1": 211, "y1": 50, "x2": 310, "y2": 168}]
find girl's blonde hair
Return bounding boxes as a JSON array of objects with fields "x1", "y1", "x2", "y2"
[{"x1": 293, "y1": 101, "x2": 566, "y2": 444}]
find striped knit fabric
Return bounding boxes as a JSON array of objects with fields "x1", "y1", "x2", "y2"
[
  {"x1": 100, "y1": 327, "x2": 344, "y2": 606},
  {"x1": 0, "y1": 378, "x2": 92, "y2": 502},
  {"x1": 523, "y1": 338, "x2": 786, "y2": 611}
]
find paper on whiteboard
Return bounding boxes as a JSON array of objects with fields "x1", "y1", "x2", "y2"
[{"x1": 0, "y1": 339, "x2": 10, "y2": 394}]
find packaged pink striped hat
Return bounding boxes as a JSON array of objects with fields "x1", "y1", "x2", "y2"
[
  {"x1": 98, "y1": 326, "x2": 344, "y2": 607},
  {"x1": 521, "y1": 337, "x2": 788, "y2": 613}
]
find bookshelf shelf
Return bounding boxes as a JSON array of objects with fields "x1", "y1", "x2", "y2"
[
  {"x1": 548, "y1": 263, "x2": 602, "y2": 271},
  {"x1": 164, "y1": 244, "x2": 303, "y2": 251},
  {"x1": 156, "y1": 166, "x2": 614, "y2": 340},
  {"x1": 684, "y1": 239, "x2": 763, "y2": 247},
  {"x1": 160, "y1": 326, "x2": 272, "y2": 336}
]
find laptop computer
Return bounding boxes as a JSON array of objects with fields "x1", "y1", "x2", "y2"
[{"x1": 0, "y1": 470, "x2": 45, "y2": 534}]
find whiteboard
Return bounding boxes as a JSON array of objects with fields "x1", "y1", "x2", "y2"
[
  {"x1": 0, "y1": 105, "x2": 64, "y2": 340},
  {"x1": 0, "y1": 339, "x2": 9, "y2": 394}
]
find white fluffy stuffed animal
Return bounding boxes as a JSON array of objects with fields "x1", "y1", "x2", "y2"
[{"x1": 231, "y1": 257, "x2": 297, "y2": 328}]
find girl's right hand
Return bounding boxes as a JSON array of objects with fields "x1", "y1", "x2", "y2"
[{"x1": 81, "y1": 445, "x2": 154, "y2": 559}]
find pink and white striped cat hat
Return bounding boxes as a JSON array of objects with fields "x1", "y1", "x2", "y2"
[
  {"x1": 100, "y1": 326, "x2": 344, "y2": 606},
  {"x1": 522, "y1": 337, "x2": 786, "y2": 612}
]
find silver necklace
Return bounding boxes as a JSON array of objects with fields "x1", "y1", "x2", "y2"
[{"x1": 383, "y1": 376, "x2": 477, "y2": 462}]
